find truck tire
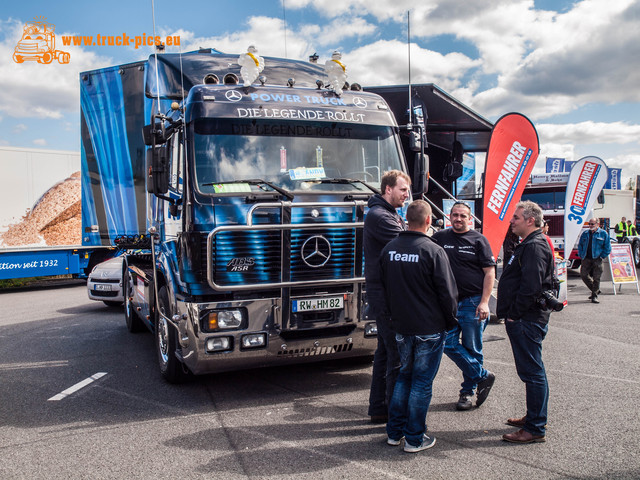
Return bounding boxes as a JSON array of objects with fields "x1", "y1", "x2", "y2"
[
  {"x1": 124, "y1": 269, "x2": 145, "y2": 333},
  {"x1": 633, "y1": 239, "x2": 640, "y2": 267},
  {"x1": 156, "y1": 285, "x2": 187, "y2": 383}
]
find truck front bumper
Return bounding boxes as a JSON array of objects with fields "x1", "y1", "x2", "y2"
[{"x1": 173, "y1": 292, "x2": 377, "y2": 375}]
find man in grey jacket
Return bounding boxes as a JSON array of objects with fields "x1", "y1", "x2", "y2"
[{"x1": 498, "y1": 200, "x2": 555, "y2": 444}]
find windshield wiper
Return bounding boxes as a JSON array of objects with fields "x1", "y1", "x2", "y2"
[
  {"x1": 202, "y1": 179, "x2": 294, "y2": 200},
  {"x1": 319, "y1": 178, "x2": 379, "y2": 194}
]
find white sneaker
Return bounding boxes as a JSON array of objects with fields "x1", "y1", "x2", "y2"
[
  {"x1": 403, "y1": 434, "x2": 436, "y2": 453},
  {"x1": 387, "y1": 436, "x2": 404, "y2": 446}
]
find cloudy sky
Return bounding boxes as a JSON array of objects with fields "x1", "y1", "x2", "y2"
[{"x1": 2, "y1": 0, "x2": 639, "y2": 185}]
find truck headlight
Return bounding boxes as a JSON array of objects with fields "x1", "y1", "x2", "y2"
[
  {"x1": 206, "y1": 336, "x2": 233, "y2": 353},
  {"x1": 241, "y1": 333, "x2": 267, "y2": 349},
  {"x1": 364, "y1": 322, "x2": 377, "y2": 337},
  {"x1": 203, "y1": 309, "x2": 244, "y2": 331}
]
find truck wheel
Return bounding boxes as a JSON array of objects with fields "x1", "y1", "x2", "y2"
[
  {"x1": 633, "y1": 239, "x2": 640, "y2": 267},
  {"x1": 156, "y1": 285, "x2": 187, "y2": 383},
  {"x1": 13, "y1": 54, "x2": 24, "y2": 63},
  {"x1": 58, "y1": 52, "x2": 70, "y2": 64},
  {"x1": 124, "y1": 270, "x2": 145, "y2": 333},
  {"x1": 39, "y1": 52, "x2": 53, "y2": 64}
]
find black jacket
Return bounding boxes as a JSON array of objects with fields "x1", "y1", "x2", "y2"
[
  {"x1": 364, "y1": 194, "x2": 406, "y2": 288},
  {"x1": 497, "y1": 229, "x2": 554, "y2": 324},
  {"x1": 380, "y1": 231, "x2": 458, "y2": 335}
]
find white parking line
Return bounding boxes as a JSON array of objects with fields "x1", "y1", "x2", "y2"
[{"x1": 47, "y1": 372, "x2": 107, "y2": 401}]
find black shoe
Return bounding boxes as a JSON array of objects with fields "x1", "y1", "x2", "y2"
[
  {"x1": 476, "y1": 372, "x2": 496, "y2": 407},
  {"x1": 591, "y1": 296, "x2": 600, "y2": 304},
  {"x1": 456, "y1": 394, "x2": 473, "y2": 411}
]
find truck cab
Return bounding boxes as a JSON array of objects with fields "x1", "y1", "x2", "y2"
[{"x1": 82, "y1": 51, "x2": 413, "y2": 381}]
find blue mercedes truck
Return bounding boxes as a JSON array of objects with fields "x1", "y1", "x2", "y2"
[{"x1": 80, "y1": 49, "x2": 421, "y2": 382}]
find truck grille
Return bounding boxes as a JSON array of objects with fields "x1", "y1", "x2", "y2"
[
  {"x1": 209, "y1": 228, "x2": 356, "y2": 287},
  {"x1": 277, "y1": 342, "x2": 353, "y2": 358}
]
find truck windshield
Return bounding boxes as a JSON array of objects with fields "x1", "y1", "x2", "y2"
[{"x1": 193, "y1": 118, "x2": 404, "y2": 194}]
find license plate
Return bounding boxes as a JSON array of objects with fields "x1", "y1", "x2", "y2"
[
  {"x1": 94, "y1": 284, "x2": 112, "y2": 292},
  {"x1": 292, "y1": 296, "x2": 343, "y2": 312}
]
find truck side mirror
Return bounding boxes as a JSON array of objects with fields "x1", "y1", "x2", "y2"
[
  {"x1": 142, "y1": 123, "x2": 166, "y2": 146},
  {"x1": 597, "y1": 191, "x2": 605, "y2": 204},
  {"x1": 146, "y1": 146, "x2": 170, "y2": 194},
  {"x1": 413, "y1": 152, "x2": 429, "y2": 194}
]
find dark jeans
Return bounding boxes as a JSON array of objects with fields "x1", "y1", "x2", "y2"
[
  {"x1": 367, "y1": 287, "x2": 401, "y2": 417},
  {"x1": 580, "y1": 257, "x2": 603, "y2": 295},
  {"x1": 386, "y1": 332, "x2": 445, "y2": 447},
  {"x1": 505, "y1": 319, "x2": 549, "y2": 436}
]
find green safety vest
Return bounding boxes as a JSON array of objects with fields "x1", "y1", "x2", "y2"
[{"x1": 616, "y1": 221, "x2": 628, "y2": 239}]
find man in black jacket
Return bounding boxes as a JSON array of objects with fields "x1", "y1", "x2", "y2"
[
  {"x1": 497, "y1": 200, "x2": 555, "y2": 444},
  {"x1": 364, "y1": 170, "x2": 411, "y2": 424},
  {"x1": 381, "y1": 200, "x2": 458, "y2": 452}
]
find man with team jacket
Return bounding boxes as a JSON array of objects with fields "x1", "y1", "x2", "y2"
[
  {"x1": 381, "y1": 200, "x2": 458, "y2": 453},
  {"x1": 498, "y1": 200, "x2": 555, "y2": 444}
]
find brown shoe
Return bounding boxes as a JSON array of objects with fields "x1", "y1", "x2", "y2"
[
  {"x1": 506, "y1": 416, "x2": 526, "y2": 428},
  {"x1": 502, "y1": 428, "x2": 546, "y2": 444}
]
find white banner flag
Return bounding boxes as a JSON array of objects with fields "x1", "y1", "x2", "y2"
[{"x1": 564, "y1": 156, "x2": 609, "y2": 255}]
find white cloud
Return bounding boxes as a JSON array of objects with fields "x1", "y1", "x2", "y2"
[
  {"x1": 32, "y1": 138, "x2": 46, "y2": 146},
  {"x1": 288, "y1": 0, "x2": 640, "y2": 121},
  {"x1": 537, "y1": 121, "x2": 640, "y2": 146},
  {"x1": 12, "y1": 123, "x2": 27, "y2": 134},
  {"x1": 299, "y1": 17, "x2": 377, "y2": 47},
  {"x1": 170, "y1": 17, "x2": 312, "y2": 59},
  {"x1": 0, "y1": 19, "x2": 114, "y2": 120},
  {"x1": 343, "y1": 40, "x2": 480, "y2": 90}
]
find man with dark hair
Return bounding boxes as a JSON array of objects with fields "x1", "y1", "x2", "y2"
[
  {"x1": 381, "y1": 200, "x2": 458, "y2": 452},
  {"x1": 578, "y1": 217, "x2": 611, "y2": 304},
  {"x1": 615, "y1": 216, "x2": 628, "y2": 242},
  {"x1": 627, "y1": 219, "x2": 637, "y2": 237},
  {"x1": 498, "y1": 200, "x2": 555, "y2": 444},
  {"x1": 433, "y1": 201, "x2": 496, "y2": 411},
  {"x1": 365, "y1": 169, "x2": 411, "y2": 424}
]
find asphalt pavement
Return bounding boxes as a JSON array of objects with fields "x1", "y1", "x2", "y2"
[{"x1": 0, "y1": 273, "x2": 638, "y2": 479}]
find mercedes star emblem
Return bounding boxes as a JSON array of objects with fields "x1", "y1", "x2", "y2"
[
  {"x1": 225, "y1": 90, "x2": 243, "y2": 102},
  {"x1": 353, "y1": 97, "x2": 367, "y2": 108},
  {"x1": 301, "y1": 235, "x2": 332, "y2": 268}
]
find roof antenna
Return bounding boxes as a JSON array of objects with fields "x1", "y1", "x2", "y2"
[
  {"x1": 151, "y1": 0, "x2": 161, "y2": 114},
  {"x1": 282, "y1": 0, "x2": 288, "y2": 58},
  {"x1": 407, "y1": 10, "x2": 412, "y2": 127}
]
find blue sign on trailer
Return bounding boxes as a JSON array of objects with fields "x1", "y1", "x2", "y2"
[{"x1": 0, "y1": 247, "x2": 91, "y2": 280}]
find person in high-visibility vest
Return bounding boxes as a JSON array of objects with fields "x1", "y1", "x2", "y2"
[
  {"x1": 614, "y1": 217, "x2": 628, "y2": 242},
  {"x1": 627, "y1": 220, "x2": 637, "y2": 237}
]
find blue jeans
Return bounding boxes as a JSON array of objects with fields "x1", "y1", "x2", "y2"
[
  {"x1": 386, "y1": 332, "x2": 445, "y2": 447},
  {"x1": 367, "y1": 288, "x2": 401, "y2": 417},
  {"x1": 505, "y1": 319, "x2": 549, "y2": 436},
  {"x1": 444, "y1": 295, "x2": 488, "y2": 394}
]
